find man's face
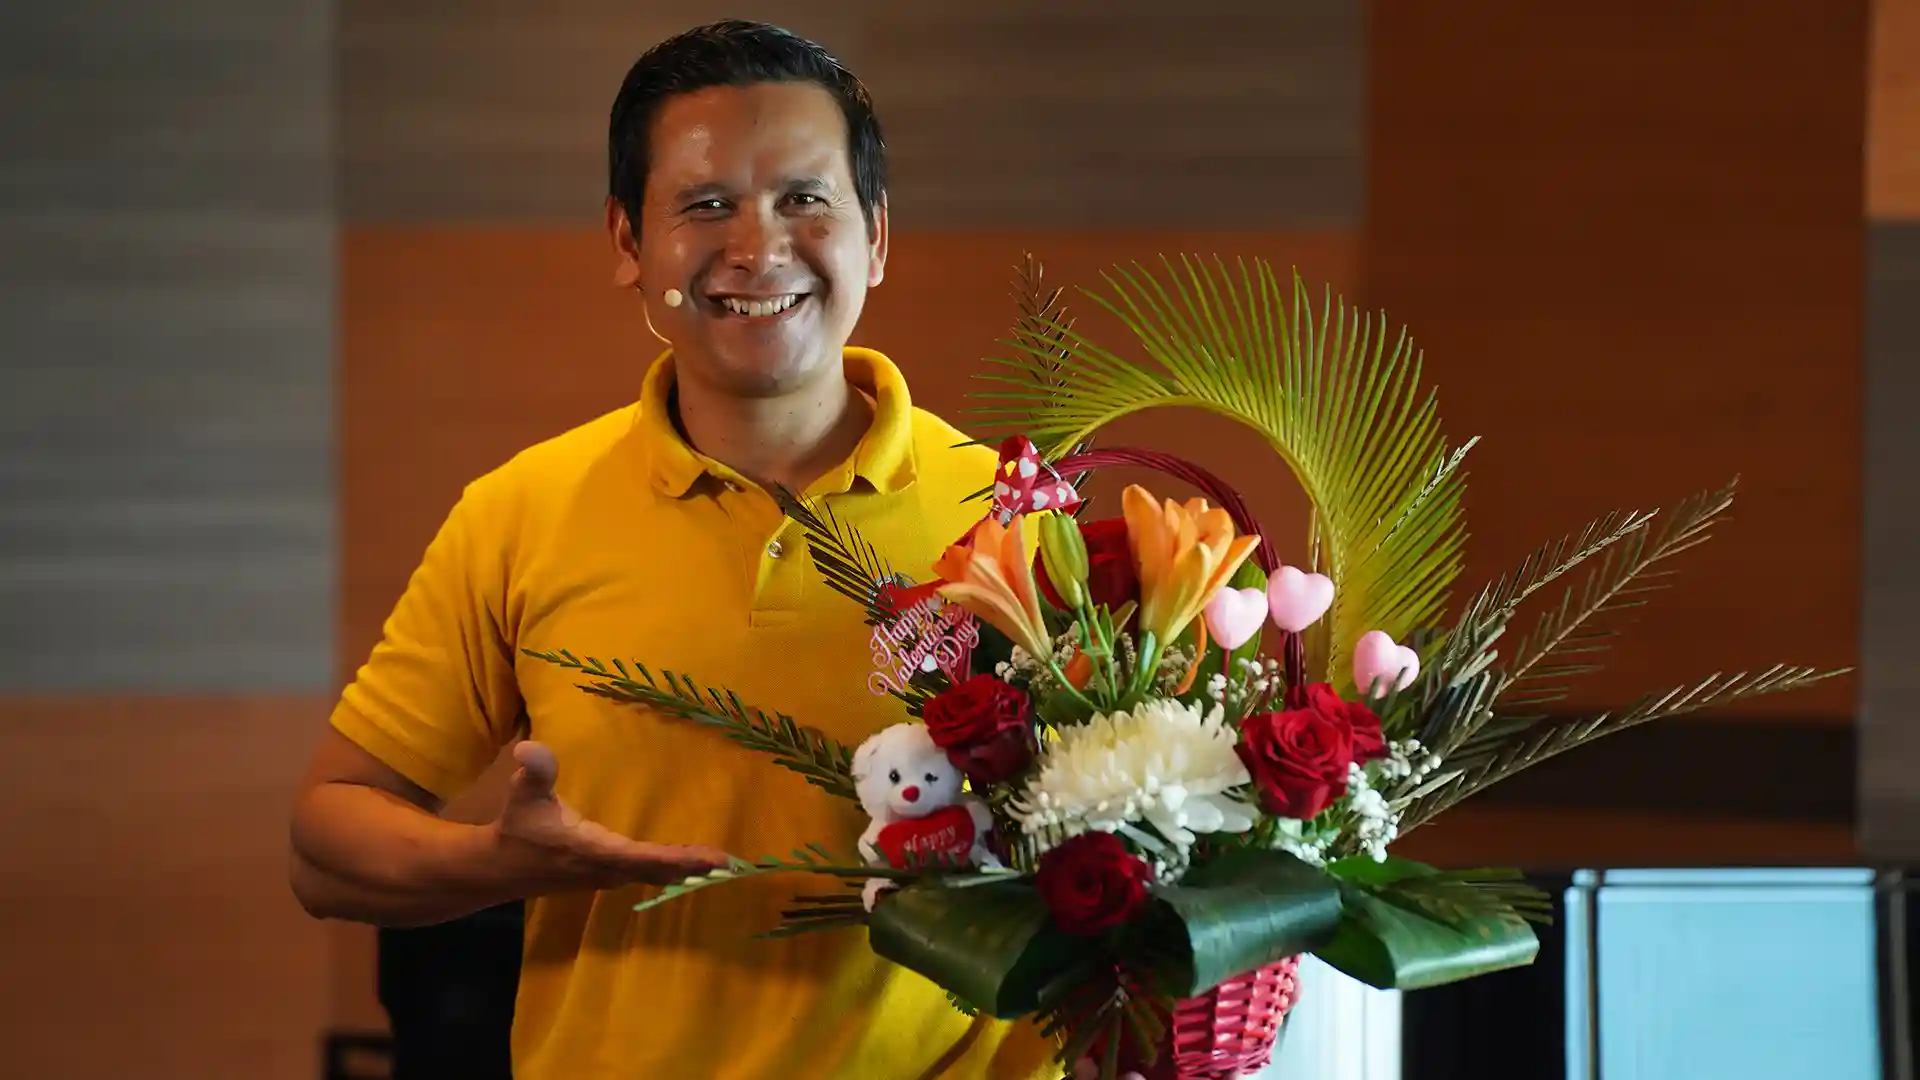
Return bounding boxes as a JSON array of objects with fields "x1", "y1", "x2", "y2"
[{"x1": 615, "y1": 81, "x2": 887, "y2": 399}]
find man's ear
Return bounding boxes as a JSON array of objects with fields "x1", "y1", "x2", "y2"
[
  {"x1": 866, "y1": 194, "x2": 888, "y2": 288},
  {"x1": 606, "y1": 195, "x2": 642, "y2": 289}
]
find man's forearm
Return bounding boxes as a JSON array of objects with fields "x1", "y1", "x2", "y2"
[{"x1": 289, "y1": 781, "x2": 524, "y2": 927}]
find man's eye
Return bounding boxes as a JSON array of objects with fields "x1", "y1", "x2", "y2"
[
  {"x1": 685, "y1": 199, "x2": 728, "y2": 213},
  {"x1": 787, "y1": 193, "x2": 824, "y2": 207}
]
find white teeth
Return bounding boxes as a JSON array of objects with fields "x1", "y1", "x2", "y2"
[{"x1": 720, "y1": 294, "x2": 801, "y2": 317}]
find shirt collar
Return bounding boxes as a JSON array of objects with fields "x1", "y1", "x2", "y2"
[{"x1": 635, "y1": 346, "x2": 919, "y2": 498}]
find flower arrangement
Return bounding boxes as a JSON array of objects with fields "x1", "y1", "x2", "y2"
[{"x1": 531, "y1": 256, "x2": 1843, "y2": 1080}]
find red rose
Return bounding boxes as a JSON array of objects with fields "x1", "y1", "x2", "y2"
[
  {"x1": 1237, "y1": 705, "x2": 1356, "y2": 820},
  {"x1": 1036, "y1": 518, "x2": 1140, "y2": 612},
  {"x1": 921, "y1": 675, "x2": 1036, "y2": 785},
  {"x1": 1035, "y1": 831, "x2": 1152, "y2": 936},
  {"x1": 1303, "y1": 682, "x2": 1389, "y2": 764}
]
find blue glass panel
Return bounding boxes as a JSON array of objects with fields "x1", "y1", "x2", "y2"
[{"x1": 1566, "y1": 869, "x2": 1880, "y2": 1080}]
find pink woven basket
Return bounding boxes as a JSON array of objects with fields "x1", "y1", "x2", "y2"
[
  {"x1": 1080, "y1": 957, "x2": 1302, "y2": 1080},
  {"x1": 1144, "y1": 958, "x2": 1303, "y2": 1080}
]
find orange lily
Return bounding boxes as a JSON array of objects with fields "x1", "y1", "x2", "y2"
[
  {"x1": 1121, "y1": 484, "x2": 1261, "y2": 646},
  {"x1": 1062, "y1": 647, "x2": 1095, "y2": 690},
  {"x1": 932, "y1": 516, "x2": 1053, "y2": 661}
]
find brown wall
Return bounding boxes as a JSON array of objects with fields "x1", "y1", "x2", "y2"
[
  {"x1": 0, "y1": 698, "x2": 332, "y2": 1079},
  {"x1": 1366, "y1": 0, "x2": 1866, "y2": 722}
]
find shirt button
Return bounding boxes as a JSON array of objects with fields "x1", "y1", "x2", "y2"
[{"x1": 766, "y1": 539, "x2": 785, "y2": 560}]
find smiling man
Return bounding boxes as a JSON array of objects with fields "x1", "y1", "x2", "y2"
[{"x1": 289, "y1": 19, "x2": 1054, "y2": 1080}]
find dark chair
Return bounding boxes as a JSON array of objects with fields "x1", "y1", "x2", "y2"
[{"x1": 374, "y1": 901, "x2": 525, "y2": 1080}]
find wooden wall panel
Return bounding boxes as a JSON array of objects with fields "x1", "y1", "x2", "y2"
[
  {"x1": 341, "y1": 3, "x2": 1363, "y2": 228},
  {"x1": 340, "y1": 1, "x2": 867, "y2": 223},
  {"x1": 1365, "y1": 0, "x2": 1866, "y2": 719},
  {"x1": 1397, "y1": 806, "x2": 1856, "y2": 871},
  {"x1": 1859, "y1": 223, "x2": 1920, "y2": 859},
  {"x1": 0, "y1": 697, "x2": 332, "y2": 1080},
  {"x1": 1872, "y1": 0, "x2": 1920, "y2": 218},
  {"x1": 858, "y1": 2, "x2": 1364, "y2": 228},
  {"x1": 0, "y1": 0, "x2": 335, "y2": 693}
]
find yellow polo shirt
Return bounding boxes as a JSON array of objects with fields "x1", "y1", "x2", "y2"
[{"x1": 331, "y1": 347, "x2": 1056, "y2": 1080}]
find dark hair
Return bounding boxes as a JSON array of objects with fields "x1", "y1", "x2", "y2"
[{"x1": 608, "y1": 20, "x2": 887, "y2": 239}]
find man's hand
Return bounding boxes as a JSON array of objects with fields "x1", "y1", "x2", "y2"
[
  {"x1": 290, "y1": 730, "x2": 734, "y2": 926},
  {"x1": 491, "y1": 741, "x2": 733, "y2": 890}
]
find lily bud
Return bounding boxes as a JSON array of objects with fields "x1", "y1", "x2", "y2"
[{"x1": 1037, "y1": 514, "x2": 1091, "y2": 611}]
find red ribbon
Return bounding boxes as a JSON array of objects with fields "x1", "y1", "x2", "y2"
[{"x1": 989, "y1": 435, "x2": 1082, "y2": 523}]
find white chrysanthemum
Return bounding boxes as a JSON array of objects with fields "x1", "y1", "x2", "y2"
[{"x1": 1011, "y1": 698, "x2": 1257, "y2": 853}]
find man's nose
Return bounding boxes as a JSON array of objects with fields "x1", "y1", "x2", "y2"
[{"x1": 722, "y1": 203, "x2": 792, "y2": 271}]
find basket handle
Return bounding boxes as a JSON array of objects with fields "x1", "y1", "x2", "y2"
[
  {"x1": 1051, "y1": 446, "x2": 1309, "y2": 691},
  {"x1": 1052, "y1": 447, "x2": 1281, "y2": 576}
]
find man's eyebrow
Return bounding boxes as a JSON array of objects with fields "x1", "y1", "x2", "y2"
[
  {"x1": 667, "y1": 178, "x2": 833, "y2": 204},
  {"x1": 669, "y1": 182, "x2": 730, "y2": 205}
]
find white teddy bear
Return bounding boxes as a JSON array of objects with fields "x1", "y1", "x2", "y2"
[{"x1": 851, "y1": 722, "x2": 1002, "y2": 911}]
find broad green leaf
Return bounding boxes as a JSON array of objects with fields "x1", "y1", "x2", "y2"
[
  {"x1": 1145, "y1": 848, "x2": 1343, "y2": 997},
  {"x1": 1323, "y1": 854, "x2": 1437, "y2": 889},
  {"x1": 1312, "y1": 889, "x2": 1539, "y2": 990},
  {"x1": 866, "y1": 879, "x2": 1096, "y2": 1020},
  {"x1": 1313, "y1": 855, "x2": 1541, "y2": 988},
  {"x1": 1326, "y1": 855, "x2": 1553, "y2": 926}
]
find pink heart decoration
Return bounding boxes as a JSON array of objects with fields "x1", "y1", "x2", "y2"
[
  {"x1": 1266, "y1": 566, "x2": 1335, "y2": 633},
  {"x1": 1353, "y1": 630, "x2": 1420, "y2": 697},
  {"x1": 1204, "y1": 587, "x2": 1267, "y2": 650}
]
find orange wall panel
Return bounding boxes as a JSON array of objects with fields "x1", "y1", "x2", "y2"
[
  {"x1": 1873, "y1": 0, "x2": 1920, "y2": 218},
  {"x1": 0, "y1": 696, "x2": 332, "y2": 1080},
  {"x1": 1366, "y1": 0, "x2": 1866, "y2": 719}
]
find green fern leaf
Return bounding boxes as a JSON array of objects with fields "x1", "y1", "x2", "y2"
[
  {"x1": 1402, "y1": 664, "x2": 1847, "y2": 831},
  {"x1": 768, "y1": 486, "x2": 900, "y2": 626},
  {"x1": 1497, "y1": 481, "x2": 1738, "y2": 701},
  {"x1": 524, "y1": 651, "x2": 859, "y2": 803}
]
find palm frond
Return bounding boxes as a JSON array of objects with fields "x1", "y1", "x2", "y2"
[
  {"x1": 764, "y1": 885, "x2": 873, "y2": 939},
  {"x1": 1494, "y1": 480, "x2": 1739, "y2": 706},
  {"x1": 525, "y1": 650, "x2": 858, "y2": 803},
  {"x1": 1378, "y1": 609, "x2": 1508, "y2": 752},
  {"x1": 1401, "y1": 664, "x2": 1848, "y2": 831},
  {"x1": 770, "y1": 486, "x2": 899, "y2": 625},
  {"x1": 1369, "y1": 868, "x2": 1556, "y2": 927},
  {"x1": 1006, "y1": 253, "x2": 1080, "y2": 403},
  {"x1": 968, "y1": 256, "x2": 1472, "y2": 689},
  {"x1": 633, "y1": 846, "x2": 989, "y2": 919},
  {"x1": 1458, "y1": 506, "x2": 1658, "y2": 630}
]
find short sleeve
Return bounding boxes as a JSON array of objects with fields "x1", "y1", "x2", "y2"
[{"x1": 330, "y1": 479, "x2": 524, "y2": 801}]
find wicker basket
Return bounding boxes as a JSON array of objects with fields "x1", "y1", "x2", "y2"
[{"x1": 1079, "y1": 957, "x2": 1302, "y2": 1080}]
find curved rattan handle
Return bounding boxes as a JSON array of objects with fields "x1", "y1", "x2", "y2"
[{"x1": 1052, "y1": 447, "x2": 1280, "y2": 575}]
